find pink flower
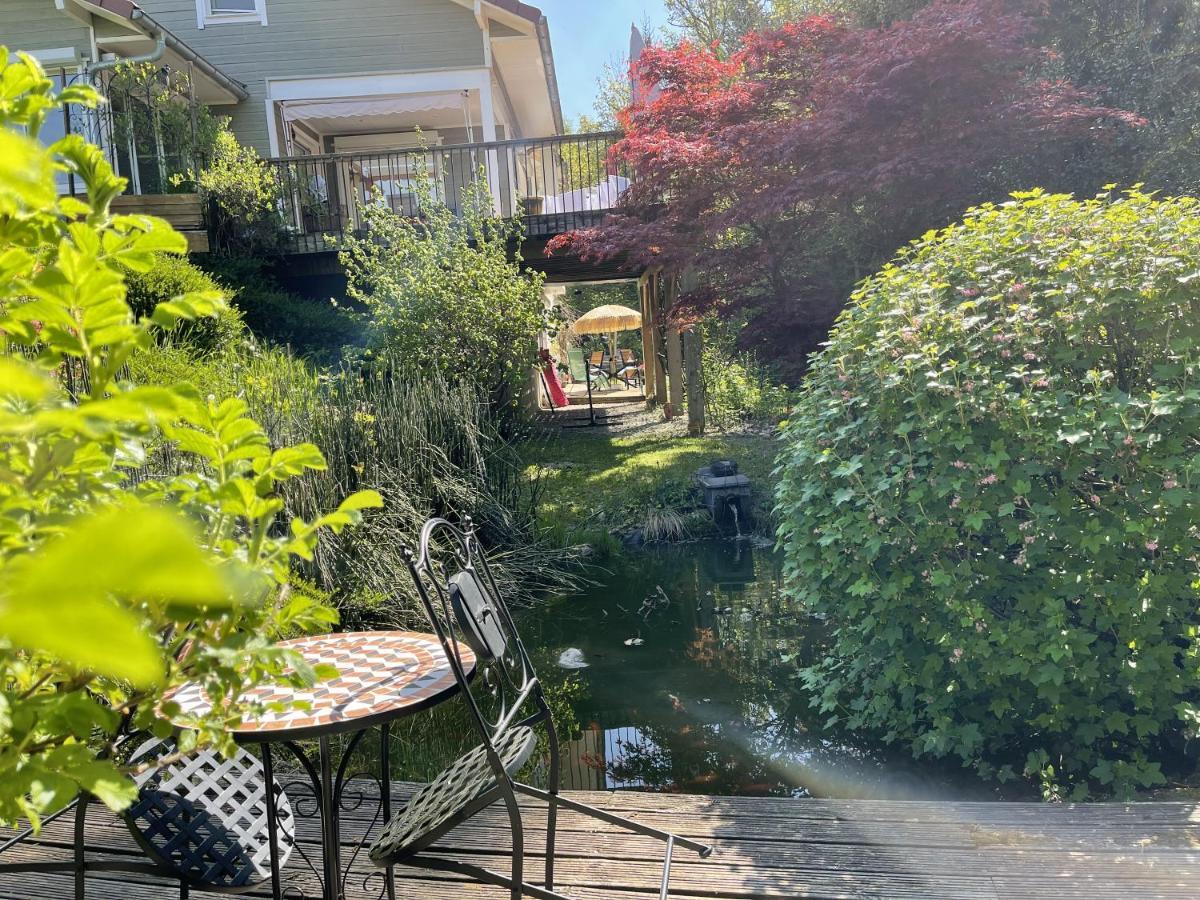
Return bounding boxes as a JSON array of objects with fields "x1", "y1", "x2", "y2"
[
  {"x1": 1146, "y1": 541, "x2": 1158, "y2": 552},
  {"x1": 1024, "y1": 535, "x2": 1036, "y2": 545},
  {"x1": 1034, "y1": 378, "x2": 1049, "y2": 388},
  {"x1": 953, "y1": 460, "x2": 967, "y2": 469},
  {"x1": 1023, "y1": 352, "x2": 1037, "y2": 361},
  {"x1": 959, "y1": 287, "x2": 980, "y2": 298},
  {"x1": 1164, "y1": 478, "x2": 1178, "y2": 490},
  {"x1": 1123, "y1": 435, "x2": 1135, "y2": 447},
  {"x1": 979, "y1": 474, "x2": 998, "y2": 485},
  {"x1": 1089, "y1": 494, "x2": 1100, "y2": 505},
  {"x1": 841, "y1": 390, "x2": 853, "y2": 400},
  {"x1": 1001, "y1": 349, "x2": 1012, "y2": 358},
  {"x1": 950, "y1": 496, "x2": 961, "y2": 509}
]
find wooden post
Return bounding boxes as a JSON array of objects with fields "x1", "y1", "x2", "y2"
[
  {"x1": 683, "y1": 325, "x2": 706, "y2": 437},
  {"x1": 638, "y1": 269, "x2": 659, "y2": 406},
  {"x1": 664, "y1": 276, "x2": 684, "y2": 417},
  {"x1": 650, "y1": 270, "x2": 668, "y2": 407}
]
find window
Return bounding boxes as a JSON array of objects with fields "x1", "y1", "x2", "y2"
[
  {"x1": 24, "y1": 66, "x2": 95, "y2": 194},
  {"x1": 197, "y1": 0, "x2": 267, "y2": 27}
]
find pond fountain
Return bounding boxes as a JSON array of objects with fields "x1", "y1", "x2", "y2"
[{"x1": 696, "y1": 460, "x2": 752, "y2": 535}]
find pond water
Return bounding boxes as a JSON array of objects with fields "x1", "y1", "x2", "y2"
[{"x1": 523, "y1": 540, "x2": 1030, "y2": 801}]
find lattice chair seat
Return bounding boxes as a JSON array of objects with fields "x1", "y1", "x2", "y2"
[
  {"x1": 369, "y1": 725, "x2": 537, "y2": 864},
  {"x1": 125, "y1": 738, "x2": 295, "y2": 890}
]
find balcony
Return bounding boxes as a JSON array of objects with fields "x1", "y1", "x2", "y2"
[{"x1": 262, "y1": 132, "x2": 630, "y2": 255}]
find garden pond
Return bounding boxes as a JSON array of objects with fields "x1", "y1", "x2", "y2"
[{"x1": 521, "y1": 540, "x2": 1033, "y2": 800}]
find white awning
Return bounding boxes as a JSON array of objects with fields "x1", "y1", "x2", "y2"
[{"x1": 279, "y1": 92, "x2": 469, "y2": 124}]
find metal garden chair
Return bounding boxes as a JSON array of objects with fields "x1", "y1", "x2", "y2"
[
  {"x1": 368, "y1": 516, "x2": 712, "y2": 899},
  {"x1": 0, "y1": 735, "x2": 294, "y2": 898}
]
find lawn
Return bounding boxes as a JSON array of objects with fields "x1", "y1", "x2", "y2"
[{"x1": 522, "y1": 415, "x2": 779, "y2": 545}]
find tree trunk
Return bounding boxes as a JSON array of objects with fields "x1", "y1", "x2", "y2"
[{"x1": 683, "y1": 325, "x2": 705, "y2": 437}]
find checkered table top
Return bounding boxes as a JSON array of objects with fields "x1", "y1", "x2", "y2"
[{"x1": 168, "y1": 631, "x2": 474, "y2": 739}]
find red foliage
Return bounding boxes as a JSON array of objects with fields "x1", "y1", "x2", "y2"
[{"x1": 549, "y1": 0, "x2": 1142, "y2": 369}]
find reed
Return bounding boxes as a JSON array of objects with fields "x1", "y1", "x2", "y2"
[{"x1": 231, "y1": 354, "x2": 586, "y2": 623}]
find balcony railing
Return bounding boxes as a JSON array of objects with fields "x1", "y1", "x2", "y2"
[{"x1": 261, "y1": 131, "x2": 629, "y2": 254}]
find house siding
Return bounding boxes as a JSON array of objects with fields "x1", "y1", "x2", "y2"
[
  {"x1": 138, "y1": 0, "x2": 487, "y2": 153},
  {"x1": 0, "y1": 1, "x2": 92, "y2": 65}
]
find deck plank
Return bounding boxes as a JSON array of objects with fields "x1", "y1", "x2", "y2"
[{"x1": 2, "y1": 784, "x2": 1199, "y2": 898}]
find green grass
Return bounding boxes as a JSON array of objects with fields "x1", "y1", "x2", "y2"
[{"x1": 523, "y1": 424, "x2": 779, "y2": 546}]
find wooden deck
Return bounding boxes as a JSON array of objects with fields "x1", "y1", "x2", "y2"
[{"x1": 3, "y1": 785, "x2": 1200, "y2": 898}]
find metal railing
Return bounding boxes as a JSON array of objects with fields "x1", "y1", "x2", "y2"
[{"x1": 261, "y1": 131, "x2": 629, "y2": 253}]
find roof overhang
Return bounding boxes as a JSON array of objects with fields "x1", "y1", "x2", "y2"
[
  {"x1": 449, "y1": 0, "x2": 563, "y2": 135},
  {"x1": 69, "y1": 0, "x2": 248, "y2": 104}
]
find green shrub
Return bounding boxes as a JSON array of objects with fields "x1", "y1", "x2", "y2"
[
  {"x1": 124, "y1": 253, "x2": 245, "y2": 352},
  {"x1": 701, "y1": 331, "x2": 793, "y2": 430},
  {"x1": 189, "y1": 123, "x2": 285, "y2": 254},
  {"x1": 201, "y1": 256, "x2": 360, "y2": 359},
  {"x1": 340, "y1": 172, "x2": 550, "y2": 404},
  {"x1": 776, "y1": 188, "x2": 1200, "y2": 799}
]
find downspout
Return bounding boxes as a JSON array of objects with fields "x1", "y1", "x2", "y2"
[{"x1": 84, "y1": 12, "x2": 165, "y2": 81}]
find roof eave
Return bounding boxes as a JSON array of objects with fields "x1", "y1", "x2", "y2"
[{"x1": 73, "y1": 0, "x2": 249, "y2": 103}]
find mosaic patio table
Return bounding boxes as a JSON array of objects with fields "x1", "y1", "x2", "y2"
[{"x1": 168, "y1": 630, "x2": 475, "y2": 900}]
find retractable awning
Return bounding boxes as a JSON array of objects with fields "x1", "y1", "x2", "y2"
[{"x1": 279, "y1": 93, "x2": 471, "y2": 128}]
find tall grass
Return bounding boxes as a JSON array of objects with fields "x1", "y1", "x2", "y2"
[
  {"x1": 233, "y1": 351, "x2": 585, "y2": 624},
  {"x1": 135, "y1": 343, "x2": 584, "y2": 625}
]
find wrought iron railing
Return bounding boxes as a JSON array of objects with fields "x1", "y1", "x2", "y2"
[{"x1": 261, "y1": 131, "x2": 629, "y2": 253}]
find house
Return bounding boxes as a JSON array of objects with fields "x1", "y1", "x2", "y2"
[
  {"x1": 2, "y1": 1, "x2": 619, "y2": 232},
  {"x1": 2, "y1": 0, "x2": 561, "y2": 152},
  {"x1": 3, "y1": 0, "x2": 632, "y2": 282}
]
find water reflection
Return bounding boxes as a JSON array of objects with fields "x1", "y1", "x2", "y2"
[{"x1": 525, "y1": 541, "x2": 1025, "y2": 801}]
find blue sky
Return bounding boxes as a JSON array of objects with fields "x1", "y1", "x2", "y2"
[{"x1": 537, "y1": 0, "x2": 670, "y2": 124}]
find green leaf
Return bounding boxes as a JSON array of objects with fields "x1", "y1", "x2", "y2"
[
  {"x1": 1, "y1": 506, "x2": 237, "y2": 685},
  {"x1": 72, "y1": 759, "x2": 138, "y2": 811},
  {"x1": 337, "y1": 490, "x2": 384, "y2": 512}
]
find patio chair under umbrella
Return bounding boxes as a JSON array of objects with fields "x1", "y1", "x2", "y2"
[{"x1": 569, "y1": 304, "x2": 643, "y2": 425}]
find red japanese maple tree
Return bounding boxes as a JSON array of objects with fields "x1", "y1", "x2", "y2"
[{"x1": 550, "y1": 0, "x2": 1142, "y2": 369}]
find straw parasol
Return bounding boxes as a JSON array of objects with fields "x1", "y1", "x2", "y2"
[
  {"x1": 571, "y1": 304, "x2": 642, "y2": 374},
  {"x1": 572, "y1": 304, "x2": 642, "y2": 334}
]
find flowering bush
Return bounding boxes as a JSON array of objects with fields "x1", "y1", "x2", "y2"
[
  {"x1": 776, "y1": 188, "x2": 1200, "y2": 798},
  {"x1": 0, "y1": 49, "x2": 379, "y2": 826}
]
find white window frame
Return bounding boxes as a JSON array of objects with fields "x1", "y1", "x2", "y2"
[{"x1": 196, "y1": 0, "x2": 268, "y2": 28}]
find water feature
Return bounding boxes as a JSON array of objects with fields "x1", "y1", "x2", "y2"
[{"x1": 523, "y1": 541, "x2": 1029, "y2": 800}]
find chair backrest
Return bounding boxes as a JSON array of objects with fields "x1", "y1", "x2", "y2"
[
  {"x1": 621, "y1": 349, "x2": 636, "y2": 364},
  {"x1": 566, "y1": 348, "x2": 588, "y2": 382},
  {"x1": 589, "y1": 351, "x2": 604, "y2": 367},
  {"x1": 123, "y1": 737, "x2": 295, "y2": 889},
  {"x1": 403, "y1": 517, "x2": 548, "y2": 750}
]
